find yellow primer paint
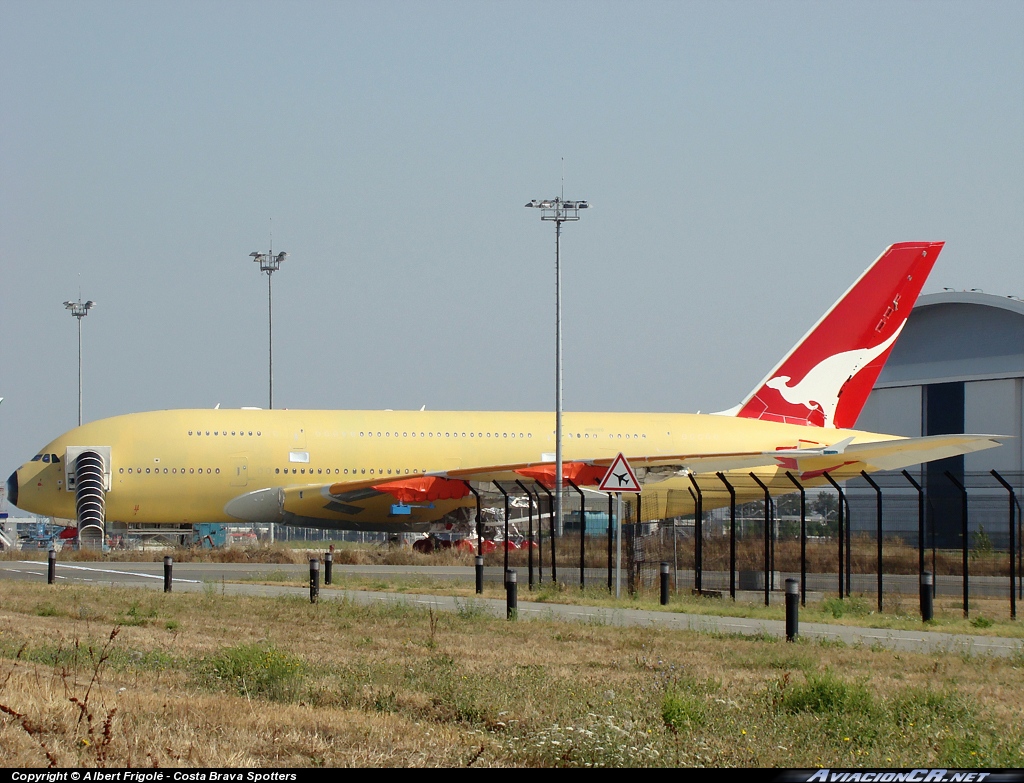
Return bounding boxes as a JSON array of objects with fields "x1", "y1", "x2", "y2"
[{"x1": 12, "y1": 407, "x2": 903, "y2": 526}]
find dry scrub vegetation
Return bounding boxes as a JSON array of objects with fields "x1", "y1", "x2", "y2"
[
  {"x1": 14, "y1": 533, "x2": 1015, "y2": 577},
  {"x1": 0, "y1": 582, "x2": 1022, "y2": 768}
]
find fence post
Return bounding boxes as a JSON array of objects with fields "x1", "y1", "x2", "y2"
[
  {"x1": 902, "y1": 470, "x2": 928, "y2": 597},
  {"x1": 536, "y1": 484, "x2": 556, "y2": 584},
  {"x1": 607, "y1": 492, "x2": 614, "y2": 592},
  {"x1": 47, "y1": 547, "x2": 56, "y2": 585},
  {"x1": 475, "y1": 555, "x2": 484, "y2": 595},
  {"x1": 991, "y1": 470, "x2": 1018, "y2": 620},
  {"x1": 688, "y1": 475, "x2": 703, "y2": 593},
  {"x1": 660, "y1": 562, "x2": 671, "y2": 605},
  {"x1": 785, "y1": 472, "x2": 807, "y2": 606},
  {"x1": 515, "y1": 480, "x2": 536, "y2": 591},
  {"x1": 569, "y1": 480, "x2": 586, "y2": 590},
  {"x1": 861, "y1": 471, "x2": 883, "y2": 613},
  {"x1": 749, "y1": 473, "x2": 772, "y2": 607},
  {"x1": 163, "y1": 555, "x2": 173, "y2": 593},
  {"x1": 463, "y1": 481, "x2": 483, "y2": 559},
  {"x1": 494, "y1": 481, "x2": 512, "y2": 574},
  {"x1": 945, "y1": 471, "x2": 969, "y2": 619},
  {"x1": 717, "y1": 473, "x2": 737, "y2": 600},
  {"x1": 823, "y1": 473, "x2": 846, "y2": 599}
]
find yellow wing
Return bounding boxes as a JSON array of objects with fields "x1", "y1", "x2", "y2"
[{"x1": 223, "y1": 434, "x2": 1003, "y2": 529}]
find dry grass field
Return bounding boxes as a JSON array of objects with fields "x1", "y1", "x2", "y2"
[
  {"x1": 0, "y1": 580, "x2": 1022, "y2": 768},
  {"x1": 11, "y1": 533, "x2": 1017, "y2": 577}
]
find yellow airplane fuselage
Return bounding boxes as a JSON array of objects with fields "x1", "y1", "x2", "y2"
[{"x1": 13, "y1": 407, "x2": 893, "y2": 525}]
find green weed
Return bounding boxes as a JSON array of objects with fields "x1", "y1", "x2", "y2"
[
  {"x1": 453, "y1": 598, "x2": 489, "y2": 621},
  {"x1": 203, "y1": 643, "x2": 305, "y2": 702},
  {"x1": 118, "y1": 601, "x2": 158, "y2": 627},
  {"x1": 821, "y1": 595, "x2": 872, "y2": 619},
  {"x1": 776, "y1": 669, "x2": 874, "y2": 716}
]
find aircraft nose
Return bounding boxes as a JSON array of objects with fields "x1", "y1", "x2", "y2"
[{"x1": 6, "y1": 469, "x2": 18, "y2": 507}]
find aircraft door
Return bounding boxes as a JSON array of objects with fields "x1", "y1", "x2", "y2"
[{"x1": 230, "y1": 456, "x2": 249, "y2": 487}]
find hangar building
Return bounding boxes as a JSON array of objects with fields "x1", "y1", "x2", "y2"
[{"x1": 853, "y1": 291, "x2": 1023, "y2": 546}]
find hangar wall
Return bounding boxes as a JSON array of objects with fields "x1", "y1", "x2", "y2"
[{"x1": 856, "y1": 291, "x2": 1024, "y2": 477}]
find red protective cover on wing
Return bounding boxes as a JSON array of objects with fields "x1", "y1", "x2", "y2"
[
  {"x1": 373, "y1": 476, "x2": 471, "y2": 504},
  {"x1": 735, "y1": 242, "x2": 942, "y2": 428},
  {"x1": 515, "y1": 462, "x2": 608, "y2": 489}
]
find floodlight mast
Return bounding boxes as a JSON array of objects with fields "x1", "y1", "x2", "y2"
[
  {"x1": 248, "y1": 248, "x2": 288, "y2": 409},
  {"x1": 525, "y1": 198, "x2": 589, "y2": 538},
  {"x1": 63, "y1": 299, "x2": 96, "y2": 426}
]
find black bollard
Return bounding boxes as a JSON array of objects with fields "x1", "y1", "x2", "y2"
[
  {"x1": 920, "y1": 571, "x2": 934, "y2": 622},
  {"x1": 785, "y1": 578, "x2": 799, "y2": 641},
  {"x1": 506, "y1": 569, "x2": 518, "y2": 620},
  {"x1": 324, "y1": 550, "x2": 333, "y2": 586},
  {"x1": 660, "y1": 561, "x2": 670, "y2": 605},
  {"x1": 309, "y1": 558, "x2": 320, "y2": 604},
  {"x1": 163, "y1": 556, "x2": 173, "y2": 593},
  {"x1": 475, "y1": 555, "x2": 484, "y2": 595},
  {"x1": 47, "y1": 548, "x2": 56, "y2": 585}
]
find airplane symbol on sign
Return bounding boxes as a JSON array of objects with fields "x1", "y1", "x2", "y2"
[{"x1": 599, "y1": 454, "x2": 641, "y2": 493}]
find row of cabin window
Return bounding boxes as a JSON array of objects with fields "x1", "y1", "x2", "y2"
[
  {"x1": 356, "y1": 431, "x2": 647, "y2": 439},
  {"x1": 117, "y1": 466, "x2": 419, "y2": 478},
  {"x1": 274, "y1": 467, "x2": 422, "y2": 476},
  {"x1": 361, "y1": 431, "x2": 532, "y2": 439},
  {"x1": 119, "y1": 467, "x2": 219, "y2": 475},
  {"x1": 189, "y1": 431, "x2": 261, "y2": 437},
  {"x1": 180, "y1": 430, "x2": 647, "y2": 440}
]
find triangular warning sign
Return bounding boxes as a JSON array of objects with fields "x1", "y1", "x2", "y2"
[{"x1": 598, "y1": 453, "x2": 642, "y2": 493}]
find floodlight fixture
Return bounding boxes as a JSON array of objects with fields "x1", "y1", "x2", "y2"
[
  {"x1": 525, "y1": 196, "x2": 590, "y2": 539},
  {"x1": 64, "y1": 297, "x2": 97, "y2": 426},
  {"x1": 248, "y1": 246, "x2": 288, "y2": 409}
]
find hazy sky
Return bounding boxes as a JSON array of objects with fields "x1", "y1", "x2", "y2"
[{"x1": 1, "y1": 1, "x2": 1022, "y2": 485}]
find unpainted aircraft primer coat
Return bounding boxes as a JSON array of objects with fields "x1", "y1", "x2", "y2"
[{"x1": 7, "y1": 242, "x2": 1003, "y2": 532}]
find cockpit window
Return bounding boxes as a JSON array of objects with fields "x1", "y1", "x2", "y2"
[
  {"x1": 42, "y1": 454, "x2": 51, "y2": 463},
  {"x1": 31, "y1": 454, "x2": 42, "y2": 461},
  {"x1": 51, "y1": 454, "x2": 60, "y2": 463}
]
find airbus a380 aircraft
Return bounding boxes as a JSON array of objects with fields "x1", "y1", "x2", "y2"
[{"x1": 6, "y1": 242, "x2": 1003, "y2": 539}]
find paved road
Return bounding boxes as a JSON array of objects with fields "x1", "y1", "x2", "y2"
[{"x1": 2, "y1": 560, "x2": 1021, "y2": 658}]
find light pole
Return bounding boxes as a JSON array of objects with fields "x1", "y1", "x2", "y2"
[
  {"x1": 63, "y1": 298, "x2": 96, "y2": 426},
  {"x1": 525, "y1": 197, "x2": 589, "y2": 538},
  {"x1": 248, "y1": 247, "x2": 288, "y2": 409}
]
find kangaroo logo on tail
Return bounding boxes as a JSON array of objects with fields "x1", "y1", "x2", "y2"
[
  {"x1": 729, "y1": 242, "x2": 942, "y2": 429},
  {"x1": 763, "y1": 324, "x2": 904, "y2": 427}
]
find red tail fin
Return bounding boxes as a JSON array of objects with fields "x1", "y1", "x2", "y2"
[{"x1": 732, "y1": 242, "x2": 943, "y2": 428}]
